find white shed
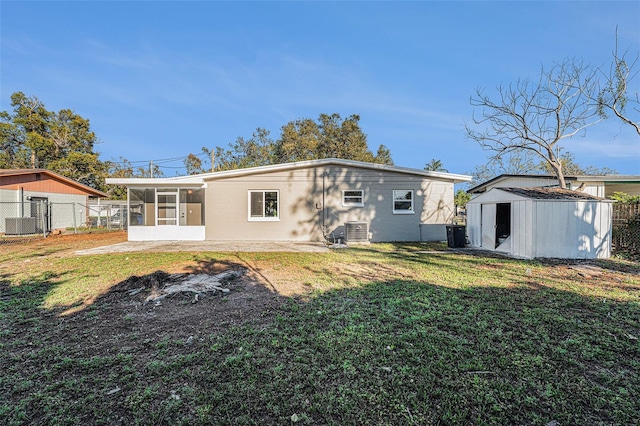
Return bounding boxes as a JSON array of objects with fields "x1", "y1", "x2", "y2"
[{"x1": 466, "y1": 187, "x2": 613, "y2": 259}]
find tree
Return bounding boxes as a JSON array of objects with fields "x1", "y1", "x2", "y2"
[
  {"x1": 1, "y1": 91, "x2": 107, "y2": 189},
  {"x1": 214, "y1": 113, "x2": 393, "y2": 170},
  {"x1": 214, "y1": 128, "x2": 276, "y2": 171},
  {"x1": 537, "y1": 151, "x2": 617, "y2": 176},
  {"x1": 184, "y1": 153, "x2": 205, "y2": 175},
  {"x1": 466, "y1": 60, "x2": 601, "y2": 188},
  {"x1": 424, "y1": 159, "x2": 448, "y2": 172},
  {"x1": 373, "y1": 144, "x2": 393, "y2": 165},
  {"x1": 274, "y1": 113, "x2": 386, "y2": 163},
  {"x1": 596, "y1": 30, "x2": 640, "y2": 136},
  {"x1": 454, "y1": 189, "x2": 471, "y2": 209},
  {"x1": 105, "y1": 157, "x2": 165, "y2": 199}
]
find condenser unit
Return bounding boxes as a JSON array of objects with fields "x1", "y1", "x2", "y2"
[
  {"x1": 5, "y1": 217, "x2": 37, "y2": 235},
  {"x1": 345, "y1": 221, "x2": 369, "y2": 243}
]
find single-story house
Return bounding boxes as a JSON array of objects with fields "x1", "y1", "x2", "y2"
[
  {"x1": 468, "y1": 174, "x2": 640, "y2": 198},
  {"x1": 466, "y1": 187, "x2": 613, "y2": 259},
  {"x1": 106, "y1": 158, "x2": 472, "y2": 243},
  {"x1": 0, "y1": 169, "x2": 107, "y2": 234}
]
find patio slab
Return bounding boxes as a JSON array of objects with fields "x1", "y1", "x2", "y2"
[{"x1": 76, "y1": 240, "x2": 330, "y2": 255}]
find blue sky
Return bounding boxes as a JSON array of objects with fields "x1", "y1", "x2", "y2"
[{"x1": 2, "y1": 1, "x2": 639, "y2": 177}]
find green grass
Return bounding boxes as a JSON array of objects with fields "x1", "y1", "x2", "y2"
[{"x1": 0, "y1": 239, "x2": 639, "y2": 425}]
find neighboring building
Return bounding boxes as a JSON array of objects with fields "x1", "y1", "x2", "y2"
[
  {"x1": 466, "y1": 187, "x2": 613, "y2": 259},
  {"x1": 0, "y1": 169, "x2": 106, "y2": 234},
  {"x1": 106, "y1": 158, "x2": 472, "y2": 243},
  {"x1": 468, "y1": 174, "x2": 640, "y2": 198}
]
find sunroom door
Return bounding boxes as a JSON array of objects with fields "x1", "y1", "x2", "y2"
[{"x1": 156, "y1": 191, "x2": 178, "y2": 226}]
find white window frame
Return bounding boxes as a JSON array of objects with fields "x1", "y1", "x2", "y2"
[
  {"x1": 342, "y1": 189, "x2": 364, "y2": 207},
  {"x1": 392, "y1": 189, "x2": 414, "y2": 214},
  {"x1": 248, "y1": 190, "x2": 280, "y2": 221}
]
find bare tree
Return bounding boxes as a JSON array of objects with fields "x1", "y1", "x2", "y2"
[
  {"x1": 597, "y1": 30, "x2": 640, "y2": 136},
  {"x1": 466, "y1": 60, "x2": 601, "y2": 188}
]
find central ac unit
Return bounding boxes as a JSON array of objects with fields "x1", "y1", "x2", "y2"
[
  {"x1": 5, "y1": 217, "x2": 37, "y2": 235},
  {"x1": 345, "y1": 221, "x2": 369, "y2": 243}
]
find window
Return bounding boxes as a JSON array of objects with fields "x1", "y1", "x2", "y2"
[
  {"x1": 248, "y1": 190, "x2": 279, "y2": 221},
  {"x1": 342, "y1": 190, "x2": 364, "y2": 207},
  {"x1": 393, "y1": 190, "x2": 414, "y2": 214}
]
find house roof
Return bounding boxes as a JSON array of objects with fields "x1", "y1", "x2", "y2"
[
  {"x1": 468, "y1": 173, "x2": 640, "y2": 194},
  {"x1": 106, "y1": 158, "x2": 473, "y2": 186},
  {"x1": 497, "y1": 187, "x2": 609, "y2": 201},
  {"x1": 0, "y1": 169, "x2": 107, "y2": 197},
  {"x1": 467, "y1": 174, "x2": 578, "y2": 194}
]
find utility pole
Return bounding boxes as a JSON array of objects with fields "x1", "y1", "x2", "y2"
[
  {"x1": 149, "y1": 160, "x2": 154, "y2": 178},
  {"x1": 211, "y1": 149, "x2": 215, "y2": 172}
]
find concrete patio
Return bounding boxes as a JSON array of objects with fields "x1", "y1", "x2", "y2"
[{"x1": 75, "y1": 240, "x2": 330, "y2": 255}]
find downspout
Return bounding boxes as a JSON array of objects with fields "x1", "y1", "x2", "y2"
[{"x1": 322, "y1": 171, "x2": 326, "y2": 232}]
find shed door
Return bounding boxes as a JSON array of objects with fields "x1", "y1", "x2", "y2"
[{"x1": 481, "y1": 204, "x2": 496, "y2": 249}]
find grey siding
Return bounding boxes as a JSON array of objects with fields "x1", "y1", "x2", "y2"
[{"x1": 205, "y1": 165, "x2": 455, "y2": 242}]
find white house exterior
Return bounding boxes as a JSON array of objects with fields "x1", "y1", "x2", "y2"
[
  {"x1": 106, "y1": 159, "x2": 472, "y2": 243},
  {"x1": 466, "y1": 187, "x2": 613, "y2": 259}
]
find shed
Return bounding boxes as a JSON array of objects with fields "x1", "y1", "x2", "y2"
[{"x1": 466, "y1": 187, "x2": 613, "y2": 259}]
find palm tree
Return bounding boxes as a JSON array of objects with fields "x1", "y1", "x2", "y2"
[{"x1": 424, "y1": 159, "x2": 448, "y2": 172}]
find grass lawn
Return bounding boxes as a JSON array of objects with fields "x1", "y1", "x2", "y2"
[{"x1": 1, "y1": 233, "x2": 639, "y2": 425}]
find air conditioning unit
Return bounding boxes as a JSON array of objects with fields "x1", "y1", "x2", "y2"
[
  {"x1": 345, "y1": 221, "x2": 369, "y2": 243},
  {"x1": 5, "y1": 217, "x2": 37, "y2": 235}
]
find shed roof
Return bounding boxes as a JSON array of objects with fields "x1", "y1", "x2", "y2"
[
  {"x1": 467, "y1": 174, "x2": 578, "y2": 194},
  {"x1": 498, "y1": 187, "x2": 608, "y2": 201},
  {"x1": 0, "y1": 169, "x2": 106, "y2": 197}
]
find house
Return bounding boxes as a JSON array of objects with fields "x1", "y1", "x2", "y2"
[
  {"x1": 466, "y1": 187, "x2": 613, "y2": 259},
  {"x1": 105, "y1": 158, "x2": 472, "y2": 243},
  {"x1": 468, "y1": 174, "x2": 640, "y2": 198},
  {"x1": 0, "y1": 169, "x2": 106, "y2": 234}
]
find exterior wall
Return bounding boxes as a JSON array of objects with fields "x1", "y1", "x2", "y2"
[
  {"x1": 482, "y1": 177, "x2": 563, "y2": 193},
  {"x1": 0, "y1": 188, "x2": 22, "y2": 203},
  {"x1": 204, "y1": 165, "x2": 455, "y2": 242},
  {"x1": 603, "y1": 182, "x2": 640, "y2": 197},
  {"x1": 532, "y1": 200, "x2": 611, "y2": 259},
  {"x1": 25, "y1": 191, "x2": 89, "y2": 230},
  {"x1": 0, "y1": 188, "x2": 89, "y2": 231},
  {"x1": 570, "y1": 182, "x2": 604, "y2": 197}
]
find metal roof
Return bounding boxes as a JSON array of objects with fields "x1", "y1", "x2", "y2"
[{"x1": 497, "y1": 187, "x2": 608, "y2": 201}]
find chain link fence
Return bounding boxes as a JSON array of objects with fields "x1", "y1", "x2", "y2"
[
  {"x1": 0, "y1": 201, "x2": 128, "y2": 245},
  {"x1": 612, "y1": 203, "x2": 640, "y2": 256}
]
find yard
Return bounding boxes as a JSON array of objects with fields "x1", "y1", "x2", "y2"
[{"x1": 1, "y1": 232, "x2": 639, "y2": 425}]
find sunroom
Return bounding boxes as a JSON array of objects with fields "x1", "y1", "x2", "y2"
[{"x1": 127, "y1": 185, "x2": 206, "y2": 241}]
